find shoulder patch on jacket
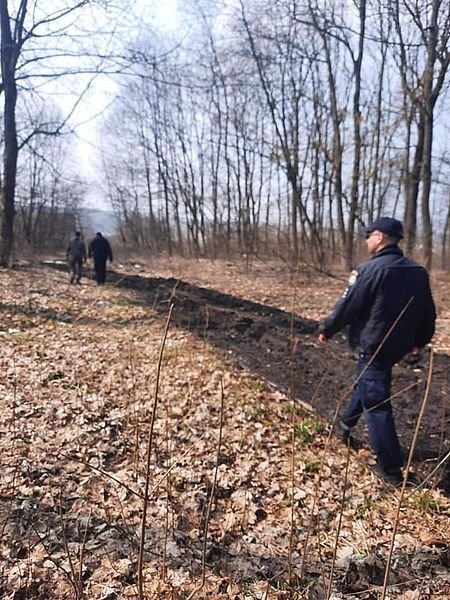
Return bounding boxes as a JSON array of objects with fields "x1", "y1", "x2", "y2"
[
  {"x1": 341, "y1": 269, "x2": 359, "y2": 299},
  {"x1": 348, "y1": 269, "x2": 358, "y2": 286}
]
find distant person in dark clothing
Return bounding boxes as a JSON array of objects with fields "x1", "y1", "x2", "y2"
[
  {"x1": 88, "y1": 232, "x2": 113, "y2": 285},
  {"x1": 66, "y1": 231, "x2": 87, "y2": 284}
]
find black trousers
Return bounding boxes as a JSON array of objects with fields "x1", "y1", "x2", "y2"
[
  {"x1": 341, "y1": 356, "x2": 403, "y2": 471},
  {"x1": 69, "y1": 259, "x2": 83, "y2": 283},
  {"x1": 94, "y1": 259, "x2": 107, "y2": 284}
]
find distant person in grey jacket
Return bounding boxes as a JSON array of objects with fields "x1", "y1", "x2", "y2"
[
  {"x1": 66, "y1": 231, "x2": 87, "y2": 284},
  {"x1": 88, "y1": 232, "x2": 113, "y2": 285}
]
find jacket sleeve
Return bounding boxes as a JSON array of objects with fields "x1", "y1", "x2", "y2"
[
  {"x1": 415, "y1": 278, "x2": 436, "y2": 347},
  {"x1": 320, "y1": 268, "x2": 374, "y2": 339}
]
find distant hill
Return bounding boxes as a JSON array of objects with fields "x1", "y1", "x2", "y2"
[{"x1": 79, "y1": 208, "x2": 117, "y2": 236}]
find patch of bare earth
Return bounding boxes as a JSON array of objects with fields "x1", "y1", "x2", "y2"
[{"x1": 0, "y1": 259, "x2": 449, "y2": 599}]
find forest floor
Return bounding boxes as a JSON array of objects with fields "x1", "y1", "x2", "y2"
[{"x1": 0, "y1": 255, "x2": 449, "y2": 599}]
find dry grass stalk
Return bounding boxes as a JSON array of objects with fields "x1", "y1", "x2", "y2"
[
  {"x1": 407, "y1": 449, "x2": 450, "y2": 493},
  {"x1": 326, "y1": 443, "x2": 350, "y2": 599},
  {"x1": 162, "y1": 363, "x2": 174, "y2": 582},
  {"x1": 287, "y1": 268, "x2": 300, "y2": 586},
  {"x1": 32, "y1": 493, "x2": 92, "y2": 600},
  {"x1": 437, "y1": 368, "x2": 448, "y2": 486},
  {"x1": 288, "y1": 338, "x2": 298, "y2": 585},
  {"x1": 59, "y1": 492, "x2": 82, "y2": 599},
  {"x1": 59, "y1": 451, "x2": 145, "y2": 499},
  {"x1": 10, "y1": 355, "x2": 18, "y2": 453},
  {"x1": 125, "y1": 344, "x2": 141, "y2": 476},
  {"x1": 32, "y1": 522, "x2": 78, "y2": 596},
  {"x1": 380, "y1": 347, "x2": 434, "y2": 600},
  {"x1": 300, "y1": 296, "x2": 415, "y2": 576},
  {"x1": 147, "y1": 432, "x2": 207, "y2": 498},
  {"x1": 201, "y1": 378, "x2": 225, "y2": 585},
  {"x1": 137, "y1": 303, "x2": 174, "y2": 600},
  {"x1": 77, "y1": 509, "x2": 92, "y2": 596},
  {"x1": 187, "y1": 378, "x2": 225, "y2": 599}
]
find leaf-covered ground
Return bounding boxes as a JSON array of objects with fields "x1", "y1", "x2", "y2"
[{"x1": 1, "y1": 258, "x2": 449, "y2": 599}]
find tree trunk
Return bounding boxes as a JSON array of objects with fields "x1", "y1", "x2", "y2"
[
  {"x1": 441, "y1": 196, "x2": 450, "y2": 269},
  {"x1": 420, "y1": 0, "x2": 439, "y2": 270},
  {"x1": 0, "y1": 0, "x2": 20, "y2": 266},
  {"x1": 346, "y1": 0, "x2": 366, "y2": 270},
  {"x1": 421, "y1": 107, "x2": 433, "y2": 270},
  {"x1": 403, "y1": 114, "x2": 423, "y2": 255}
]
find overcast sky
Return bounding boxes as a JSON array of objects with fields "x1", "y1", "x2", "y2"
[{"x1": 64, "y1": 0, "x2": 183, "y2": 210}]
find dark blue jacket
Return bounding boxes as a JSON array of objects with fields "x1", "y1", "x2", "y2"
[
  {"x1": 321, "y1": 246, "x2": 436, "y2": 366},
  {"x1": 88, "y1": 234, "x2": 113, "y2": 263}
]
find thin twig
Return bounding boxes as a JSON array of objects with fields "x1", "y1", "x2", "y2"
[
  {"x1": 326, "y1": 443, "x2": 350, "y2": 599},
  {"x1": 308, "y1": 366, "x2": 330, "y2": 407},
  {"x1": 137, "y1": 303, "x2": 174, "y2": 600},
  {"x1": 125, "y1": 342, "x2": 141, "y2": 475},
  {"x1": 406, "y1": 449, "x2": 450, "y2": 495},
  {"x1": 58, "y1": 491, "x2": 82, "y2": 599},
  {"x1": 187, "y1": 378, "x2": 225, "y2": 599},
  {"x1": 288, "y1": 349, "x2": 298, "y2": 583},
  {"x1": 162, "y1": 359, "x2": 173, "y2": 582},
  {"x1": 287, "y1": 264, "x2": 301, "y2": 586},
  {"x1": 77, "y1": 509, "x2": 92, "y2": 593},
  {"x1": 202, "y1": 379, "x2": 225, "y2": 585},
  {"x1": 437, "y1": 368, "x2": 448, "y2": 485},
  {"x1": 340, "y1": 379, "x2": 419, "y2": 424},
  {"x1": 59, "y1": 431, "x2": 208, "y2": 504},
  {"x1": 59, "y1": 452, "x2": 144, "y2": 500},
  {"x1": 31, "y1": 524, "x2": 75, "y2": 590},
  {"x1": 333, "y1": 296, "x2": 415, "y2": 421},
  {"x1": 147, "y1": 433, "x2": 207, "y2": 497},
  {"x1": 380, "y1": 348, "x2": 434, "y2": 600},
  {"x1": 301, "y1": 297, "x2": 415, "y2": 575}
]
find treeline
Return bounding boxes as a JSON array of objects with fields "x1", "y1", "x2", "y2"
[
  {"x1": 2, "y1": 1, "x2": 449, "y2": 270},
  {"x1": 0, "y1": 0, "x2": 128, "y2": 266},
  {"x1": 13, "y1": 122, "x2": 84, "y2": 253},
  {"x1": 99, "y1": 0, "x2": 450, "y2": 269}
]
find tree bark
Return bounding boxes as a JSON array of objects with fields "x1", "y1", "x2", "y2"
[{"x1": 0, "y1": 0, "x2": 21, "y2": 266}]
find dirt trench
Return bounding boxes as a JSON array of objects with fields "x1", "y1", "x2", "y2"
[
  {"x1": 45, "y1": 262, "x2": 450, "y2": 494},
  {"x1": 105, "y1": 270, "x2": 449, "y2": 495}
]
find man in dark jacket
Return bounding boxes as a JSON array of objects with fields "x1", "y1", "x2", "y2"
[
  {"x1": 319, "y1": 217, "x2": 436, "y2": 485},
  {"x1": 88, "y1": 232, "x2": 113, "y2": 285},
  {"x1": 66, "y1": 231, "x2": 87, "y2": 284}
]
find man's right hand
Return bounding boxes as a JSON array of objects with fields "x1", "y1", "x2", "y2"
[{"x1": 319, "y1": 333, "x2": 328, "y2": 344}]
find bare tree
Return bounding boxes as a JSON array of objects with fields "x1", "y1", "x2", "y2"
[
  {"x1": 94, "y1": 0, "x2": 450, "y2": 268},
  {"x1": 0, "y1": 0, "x2": 126, "y2": 265},
  {"x1": 15, "y1": 107, "x2": 83, "y2": 249},
  {"x1": 389, "y1": 0, "x2": 450, "y2": 268}
]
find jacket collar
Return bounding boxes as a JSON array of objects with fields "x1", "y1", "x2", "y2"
[{"x1": 371, "y1": 244, "x2": 403, "y2": 260}]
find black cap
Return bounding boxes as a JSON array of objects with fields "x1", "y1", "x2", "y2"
[{"x1": 365, "y1": 217, "x2": 403, "y2": 239}]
